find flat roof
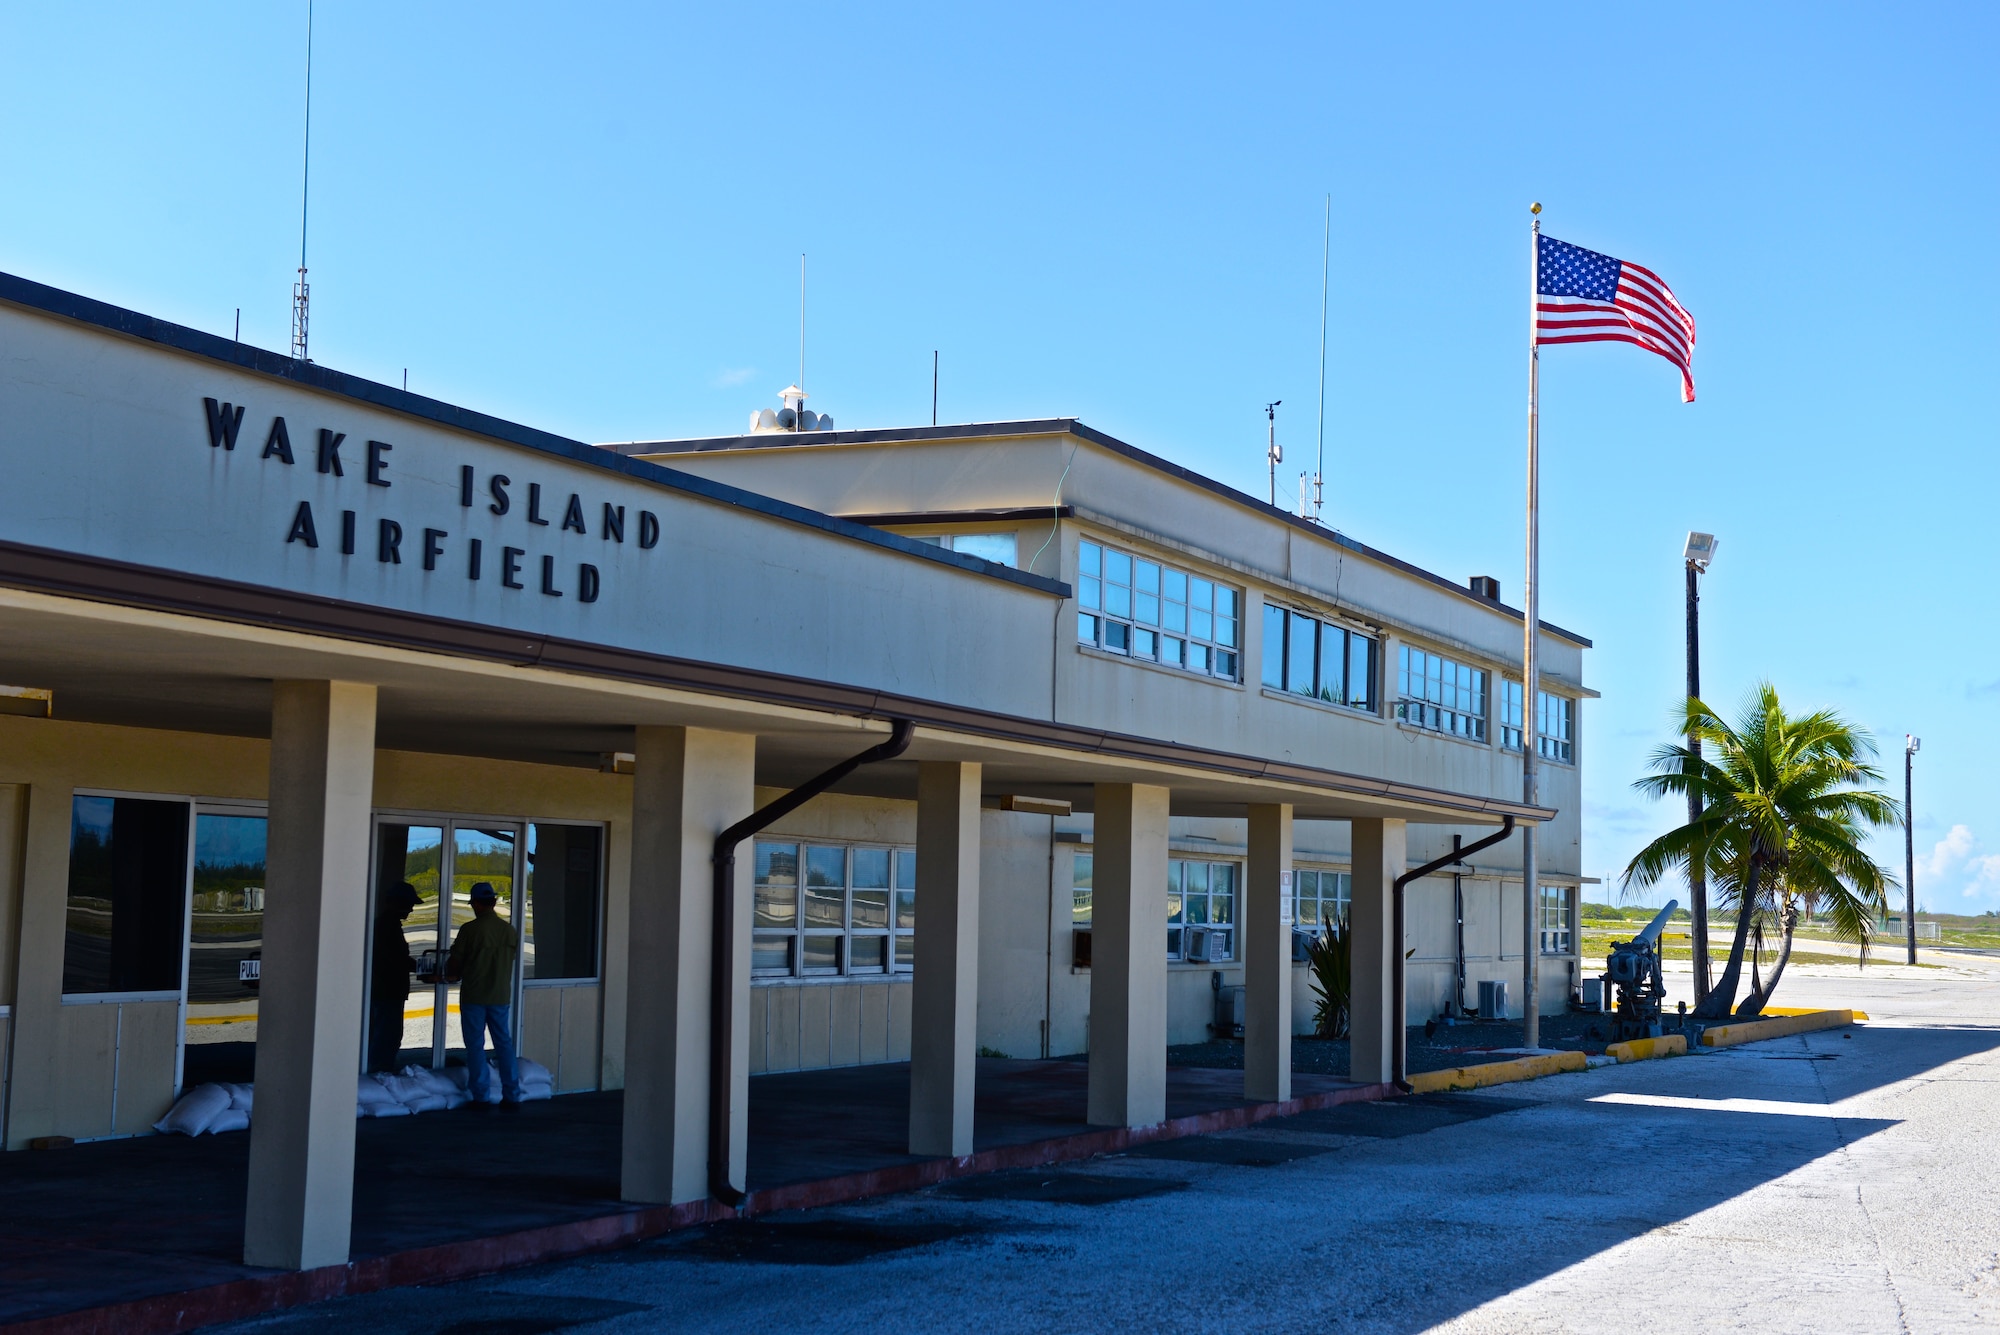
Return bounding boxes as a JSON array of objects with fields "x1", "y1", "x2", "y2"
[{"x1": 612, "y1": 419, "x2": 1592, "y2": 648}]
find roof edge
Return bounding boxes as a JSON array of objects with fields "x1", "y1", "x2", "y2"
[
  {"x1": 0, "y1": 270, "x2": 1068, "y2": 600},
  {"x1": 622, "y1": 419, "x2": 1593, "y2": 648}
]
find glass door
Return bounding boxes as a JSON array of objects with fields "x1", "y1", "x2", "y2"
[
  {"x1": 370, "y1": 822, "x2": 445, "y2": 1072},
  {"x1": 183, "y1": 808, "x2": 268, "y2": 1089},
  {"x1": 368, "y1": 818, "x2": 521, "y2": 1073},
  {"x1": 442, "y1": 824, "x2": 521, "y2": 1067}
]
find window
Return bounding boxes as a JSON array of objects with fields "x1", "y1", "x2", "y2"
[
  {"x1": 1072, "y1": 854, "x2": 1240, "y2": 963},
  {"x1": 1539, "y1": 883, "x2": 1574, "y2": 955},
  {"x1": 1293, "y1": 868, "x2": 1350, "y2": 930},
  {"x1": 1396, "y1": 646, "x2": 1487, "y2": 741},
  {"x1": 1501, "y1": 682, "x2": 1577, "y2": 763},
  {"x1": 187, "y1": 811, "x2": 267, "y2": 1007},
  {"x1": 913, "y1": 532, "x2": 1017, "y2": 567},
  {"x1": 1071, "y1": 852, "x2": 1093, "y2": 968},
  {"x1": 1259, "y1": 604, "x2": 1378, "y2": 712},
  {"x1": 64, "y1": 794, "x2": 189, "y2": 996},
  {"x1": 1077, "y1": 540, "x2": 1239, "y2": 681},
  {"x1": 524, "y1": 823, "x2": 603, "y2": 981},
  {"x1": 752, "y1": 842, "x2": 914, "y2": 979},
  {"x1": 1168, "y1": 859, "x2": 1237, "y2": 961}
]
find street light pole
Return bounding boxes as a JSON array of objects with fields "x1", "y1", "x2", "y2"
[
  {"x1": 1683, "y1": 532, "x2": 1717, "y2": 1001},
  {"x1": 1906, "y1": 735, "x2": 1920, "y2": 965}
]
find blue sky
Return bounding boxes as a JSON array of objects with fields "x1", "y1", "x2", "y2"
[{"x1": 5, "y1": 5, "x2": 1996, "y2": 911}]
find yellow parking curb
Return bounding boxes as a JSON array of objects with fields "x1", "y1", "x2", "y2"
[
  {"x1": 1605, "y1": 1034, "x2": 1686, "y2": 1062},
  {"x1": 1700, "y1": 1009, "x2": 1856, "y2": 1048},
  {"x1": 1758, "y1": 1006, "x2": 1869, "y2": 1021},
  {"x1": 1406, "y1": 1049, "x2": 1587, "y2": 1093}
]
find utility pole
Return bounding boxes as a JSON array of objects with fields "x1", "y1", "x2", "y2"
[
  {"x1": 1906, "y1": 735, "x2": 1920, "y2": 965},
  {"x1": 1684, "y1": 531, "x2": 1718, "y2": 1001},
  {"x1": 1265, "y1": 401, "x2": 1282, "y2": 507}
]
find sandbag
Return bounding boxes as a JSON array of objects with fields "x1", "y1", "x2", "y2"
[
  {"x1": 221, "y1": 1082, "x2": 254, "y2": 1112},
  {"x1": 374, "y1": 1073, "x2": 450, "y2": 1114},
  {"x1": 154, "y1": 1082, "x2": 232, "y2": 1136},
  {"x1": 399, "y1": 1066, "x2": 471, "y2": 1110},
  {"x1": 356, "y1": 1074, "x2": 409, "y2": 1117},
  {"x1": 207, "y1": 1105, "x2": 251, "y2": 1135}
]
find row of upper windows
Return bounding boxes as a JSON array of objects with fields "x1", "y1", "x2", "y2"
[{"x1": 1074, "y1": 536, "x2": 1576, "y2": 762}]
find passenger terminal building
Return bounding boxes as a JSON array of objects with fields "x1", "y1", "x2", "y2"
[{"x1": 0, "y1": 271, "x2": 1590, "y2": 1270}]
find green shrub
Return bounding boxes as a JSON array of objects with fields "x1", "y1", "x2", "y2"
[{"x1": 1305, "y1": 914, "x2": 1350, "y2": 1039}]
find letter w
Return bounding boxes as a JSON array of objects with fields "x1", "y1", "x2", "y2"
[{"x1": 204, "y1": 397, "x2": 246, "y2": 450}]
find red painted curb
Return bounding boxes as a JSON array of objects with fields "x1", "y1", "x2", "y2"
[{"x1": 5, "y1": 1079, "x2": 1398, "y2": 1335}]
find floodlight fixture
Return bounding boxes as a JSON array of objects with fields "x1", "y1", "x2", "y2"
[{"x1": 1683, "y1": 531, "x2": 1718, "y2": 569}]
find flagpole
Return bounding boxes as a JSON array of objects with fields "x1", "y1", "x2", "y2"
[{"x1": 1521, "y1": 204, "x2": 1543, "y2": 1051}]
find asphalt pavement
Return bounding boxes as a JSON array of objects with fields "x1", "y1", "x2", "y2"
[{"x1": 204, "y1": 952, "x2": 2000, "y2": 1335}]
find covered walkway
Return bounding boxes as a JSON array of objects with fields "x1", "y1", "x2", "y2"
[{"x1": 0, "y1": 1059, "x2": 1380, "y2": 1332}]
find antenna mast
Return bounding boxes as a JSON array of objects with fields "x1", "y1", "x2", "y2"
[
  {"x1": 1265, "y1": 401, "x2": 1283, "y2": 506},
  {"x1": 798, "y1": 253, "x2": 806, "y2": 394},
  {"x1": 1312, "y1": 193, "x2": 1329, "y2": 523},
  {"x1": 291, "y1": 0, "x2": 313, "y2": 362}
]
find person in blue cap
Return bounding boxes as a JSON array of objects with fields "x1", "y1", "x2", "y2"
[{"x1": 446, "y1": 881, "x2": 522, "y2": 1107}]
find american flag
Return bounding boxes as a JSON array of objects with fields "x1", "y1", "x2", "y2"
[{"x1": 1535, "y1": 234, "x2": 1697, "y2": 402}]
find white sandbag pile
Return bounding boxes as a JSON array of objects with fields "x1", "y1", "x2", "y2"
[{"x1": 154, "y1": 1056, "x2": 558, "y2": 1135}]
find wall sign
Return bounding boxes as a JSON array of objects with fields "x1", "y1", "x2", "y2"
[{"x1": 204, "y1": 395, "x2": 663, "y2": 606}]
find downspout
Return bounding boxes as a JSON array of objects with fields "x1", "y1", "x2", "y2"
[
  {"x1": 1451, "y1": 836, "x2": 1467, "y2": 1017},
  {"x1": 708, "y1": 718, "x2": 915, "y2": 1204},
  {"x1": 1392, "y1": 816, "x2": 1516, "y2": 1091}
]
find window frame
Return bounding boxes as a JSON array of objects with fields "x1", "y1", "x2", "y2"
[
  {"x1": 1500, "y1": 681, "x2": 1578, "y2": 764},
  {"x1": 1395, "y1": 645, "x2": 1489, "y2": 742},
  {"x1": 1070, "y1": 853, "x2": 1243, "y2": 965},
  {"x1": 1260, "y1": 602, "x2": 1379, "y2": 714},
  {"x1": 63, "y1": 787, "x2": 199, "y2": 1007},
  {"x1": 1292, "y1": 867, "x2": 1351, "y2": 931},
  {"x1": 910, "y1": 531, "x2": 1019, "y2": 568},
  {"x1": 521, "y1": 819, "x2": 610, "y2": 986},
  {"x1": 1076, "y1": 538, "x2": 1241, "y2": 683},
  {"x1": 751, "y1": 840, "x2": 917, "y2": 982},
  {"x1": 1168, "y1": 858, "x2": 1239, "y2": 963},
  {"x1": 1539, "y1": 882, "x2": 1576, "y2": 955}
]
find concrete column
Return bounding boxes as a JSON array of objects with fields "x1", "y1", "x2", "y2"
[
  {"x1": 1348, "y1": 817, "x2": 1405, "y2": 1086},
  {"x1": 1087, "y1": 782, "x2": 1169, "y2": 1128},
  {"x1": 909, "y1": 761, "x2": 980, "y2": 1157},
  {"x1": 244, "y1": 681, "x2": 378, "y2": 1270},
  {"x1": 1243, "y1": 803, "x2": 1294, "y2": 1103},
  {"x1": 5, "y1": 779, "x2": 77, "y2": 1149},
  {"x1": 621, "y1": 725, "x2": 754, "y2": 1205}
]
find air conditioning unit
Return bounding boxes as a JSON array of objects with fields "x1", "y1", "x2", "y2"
[
  {"x1": 1477, "y1": 979, "x2": 1510, "y2": 1019},
  {"x1": 1578, "y1": 978, "x2": 1605, "y2": 1012},
  {"x1": 1184, "y1": 927, "x2": 1216, "y2": 962},
  {"x1": 1291, "y1": 928, "x2": 1316, "y2": 963},
  {"x1": 1071, "y1": 928, "x2": 1092, "y2": 970}
]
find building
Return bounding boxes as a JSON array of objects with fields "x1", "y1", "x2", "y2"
[{"x1": 0, "y1": 269, "x2": 1589, "y2": 1271}]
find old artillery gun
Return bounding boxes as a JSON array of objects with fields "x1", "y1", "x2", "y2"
[{"x1": 1591, "y1": 898, "x2": 1678, "y2": 1043}]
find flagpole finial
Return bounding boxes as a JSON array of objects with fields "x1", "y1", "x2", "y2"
[{"x1": 1530, "y1": 201, "x2": 1542, "y2": 215}]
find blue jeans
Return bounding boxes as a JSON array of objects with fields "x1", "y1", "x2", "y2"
[{"x1": 460, "y1": 1002, "x2": 521, "y2": 1103}]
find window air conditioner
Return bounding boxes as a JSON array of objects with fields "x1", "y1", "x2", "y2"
[{"x1": 1183, "y1": 928, "x2": 1215, "y2": 963}]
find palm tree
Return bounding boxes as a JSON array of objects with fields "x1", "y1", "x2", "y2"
[{"x1": 1622, "y1": 684, "x2": 1898, "y2": 1019}]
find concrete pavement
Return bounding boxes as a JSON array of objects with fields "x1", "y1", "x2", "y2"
[{"x1": 203, "y1": 955, "x2": 2000, "y2": 1335}]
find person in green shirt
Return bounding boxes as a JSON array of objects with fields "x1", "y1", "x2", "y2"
[{"x1": 446, "y1": 882, "x2": 522, "y2": 1107}]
